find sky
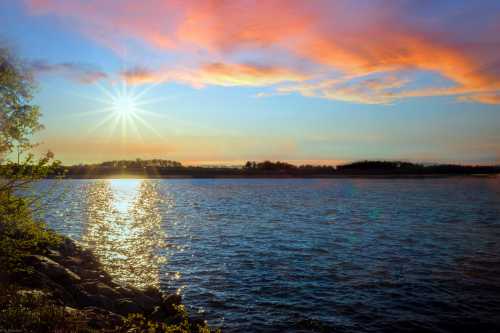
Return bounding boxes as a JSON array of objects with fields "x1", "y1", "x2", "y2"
[{"x1": 1, "y1": 0, "x2": 499, "y2": 165}]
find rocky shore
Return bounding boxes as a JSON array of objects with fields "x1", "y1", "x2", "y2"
[{"x1": 1, "y1": 236, "x2": 211, "y2": 332}]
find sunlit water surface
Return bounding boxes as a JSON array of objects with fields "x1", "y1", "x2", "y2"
[{"x1": 34, "y1": 178, "x2": 500, "y2": 332}]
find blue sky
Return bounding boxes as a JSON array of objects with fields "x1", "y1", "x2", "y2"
[{"x1": 1, "y1": 0, "x2": 499, "y2": 165}]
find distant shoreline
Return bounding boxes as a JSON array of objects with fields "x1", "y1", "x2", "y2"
[
  {"x1": 5, "y1": 159, "x2": 499, "y2": 179},
  {"x1": 53, "y1": 173, "x2": 499, "y2": 180}
]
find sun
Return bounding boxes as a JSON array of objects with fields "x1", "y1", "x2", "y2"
[
  {"x1": 77, "y1": 79, "x2": 166, "y2": 143},
  {"x1": 111, "y1": 94, "x2": 137, "y2": 116}
]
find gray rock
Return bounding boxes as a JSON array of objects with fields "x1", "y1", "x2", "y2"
[
  {"x1": 131, "y1": 293, "x2": 158, "y2": 313},
  {"x1": 84, "y1": 293, "x2": 114, "y2": 310},
  {"x1": 143, "y1": 286, "x2": 163, "y2": 303},
  {"x1": 80, "y1": 281, "x2": 122, "y2": 298},
  {"x1": 115, "y1": 298, "x2": 142, "y2": 315},
  {"x1": 47, "y1": 249, "x2": 62, "y2": 261},
  {"x1": 115, "y1": 286, "x2": 137, "y2": 298},
  {"x1": 162, "y1": 293, "x2": 182, "y2": 314},
  {"x1": 26, "y1": 255, "x2": 81, "y2": 284},
  {"x1": 149, "y1": 305, "x2": 168, "y2": 322},
  {"x1": 82, "y1": 306, "x2": 124, "y2": 329},
  {"x1": 58, "y1": 237, "x2": 78, "y2": 256},
  {"x1": 16, "y1": 289, "x2": 52, "y2": 299},
  {"x1": 64, "y1": 306, "x2": 79, "y2": 315},
  {"x1": 16, "y1": 269, "x2": 76, "y2": 305},
  {"x1": 60, "y1": 255, "x2": 84, "y2": 267},
  {"x1": 70, "y1": 267, "x2": 101, "y2": 280}
]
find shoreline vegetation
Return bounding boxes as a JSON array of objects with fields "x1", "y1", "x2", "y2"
[{"x1": 45, "y1": 159, "x2": 500, "y2": 179}]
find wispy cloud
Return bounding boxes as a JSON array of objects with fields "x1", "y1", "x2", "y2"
[
  {"x1": 121, "y1": 63, "x2": 308, "y2": 87},
  {"x1": 24, "y1": 0, "x2": 500, "y2": 103},
  {"x1": 458, "y1": 93, "x2": 500, "y2": 105},
  {"x1": 29, "y1": 60, "x2": 107, "y2": 84}
]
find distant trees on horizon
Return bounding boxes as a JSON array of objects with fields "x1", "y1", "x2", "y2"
[
  {"x1": 10, "y1": 158, "x2": 497, "y2": 178},
  {"x1": 77, "y1": 158, "x2": 183, "y2": 169}
]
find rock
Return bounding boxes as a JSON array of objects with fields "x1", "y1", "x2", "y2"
[
  {"x1": 80, "y1": 281, "x2": 122, "y2": 298},
  {"x1": 79, "y1": 250, "x2": 100, "y2": 267},
  {"x1": 82, "y1": 307, "x2": 124, "y2": 329},
  {"x1": 149, "y1": 305, "x2": 168, "y2": 322},
  {"x1": 61, "y1": 255, "x2": 84, "y2": 267},
  {"x1": 14, "y1": 269, "x2": 76, "y2": 305},
  {"x1": 47, "y1": 249, "x2": 62, "y2": 261},
  {"x1": 70, "y1": 267, "x2": 101, "y2": 280},
  {"x1": 25, "y1": 255, "x2": 81, "y2": 284},
  {"x1": 131, "y1": 293, "x2": 158, "y2": 313},
  {"x1": 64, "y1": 306, "x2": 79, "y2": 315},
  {"x1": 115, "y1": 286, "x2": 137, "y2": 299},
  {"x1": 81, "y1": 293, "x2": 114, "y2": 310},
  {"x1": 16, "y1": 289, "x2": 52, "y2": 299},
  {"x1": 143, "y1": 286, "x2": 163, "y2": 302},
  {"x1": 162, "y1": 293, "x2": 182, "y2": 315},
  {"x1": 58, "y1": 237, "x2": 78, "y2": 256},
  {"x1": 16, "y1": 269, "x2": 51, "y2": 289},
  {"x1": 115, "y1": 298, "x2": 142, "y2": 315}
]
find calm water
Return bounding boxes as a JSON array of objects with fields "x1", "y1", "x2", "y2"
[{"x1": 34, "y1": 178, "x2": 500, "y2": 332}]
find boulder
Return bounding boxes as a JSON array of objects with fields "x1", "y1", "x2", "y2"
[
  {"x1": 60, "y1": 255, "x2": 84, "y2": 268},
  {"x1": 70, "y1": 267, "x2": 101, "y2": 280},
  {"x1": 131, "y1": 293, "x2": 159, "y2": 313},
  {"x1": 82, "y1": 306, "x2": 124, "y2": 329},
  {"x1": 80, "y1": 281, "x2": 122, "y2": 298},
  {"x1": 143, "y1": 286, "x2": 163, "y2": 303},
  {"x1": 16, "y1": 288, "x2": 52, "y2": 299},
  {"x1": 162, "y1": 293, "x2": 182, "y2": 315},
  {"x1": 58, "y1": 237, "x2": 78, "y2": 256},
  {"x1": 149, "y1": 305, "x2": 166, "y2": 321},
  {"x1": 81, "y1": 293, "x2": 114, "y2": 310},
  {"x1": 46, "y1": 249, "x2": 62, "y2": 261},
  {"x1": 25, "y1": 255, "x2": 81, "y2": 284},
  {"x1": 64, "y1": 306, "x2": 79, "y2": 315},
  {"x1": 115, "y1": 298, "x2": 142, "y2": 315},
  {"x1": 115, "y1": 286, "x2": 137, "y2": 298}
]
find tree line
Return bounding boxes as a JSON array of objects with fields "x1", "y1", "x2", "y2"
[{"x1": 44, "y1": 159, "x2": 500, "y2": 178}]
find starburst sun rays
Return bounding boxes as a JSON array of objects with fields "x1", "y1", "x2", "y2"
[{"x1": 75, "y1": 80, "x2": 168, "y2": 144}]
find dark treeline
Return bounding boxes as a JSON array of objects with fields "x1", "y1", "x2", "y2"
[
  {"x1": 82, "y1": 159, "x2": 183, "y2": 168},
  {"x1": 38, "y1": 159, "x2": 500, "y2": 178}
]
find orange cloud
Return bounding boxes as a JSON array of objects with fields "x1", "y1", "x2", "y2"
[
  {"x1": 122, "y1": 63, "x2": 308, "y2": 87},
  {"x1": 24, "y1": 0, "x2": 500, "y2": 104},
  {"x1": 458, "y1": 93, "x2": 500, "y2": 105}
]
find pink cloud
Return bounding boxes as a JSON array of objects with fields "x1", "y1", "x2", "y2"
[
  {"x1": 24, "y1": 0, "x2": 500, "y2": 104},
  {"x1": 121, "y1": 63, "x2": 308, "y2": 87}
]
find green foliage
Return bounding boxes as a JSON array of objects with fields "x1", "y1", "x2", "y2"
[
  {"x1": 0, "y1": 46, "x2": 63, "y2": 276},
  {"x1": 0, "y1": 286, "x2": 93, "y2": 332},
  {"x1": 0, "y1": 46, "x2": 43, "y2": 158},
  {"x1": 0, "y1": 287, "x2": 219, "y2": 333},
  {"x1": 0, "y1": 193, "x2": 61, "y2": 275},
  {"x1": 124, "y1": 305, "x2": 219, "y2": 333}
]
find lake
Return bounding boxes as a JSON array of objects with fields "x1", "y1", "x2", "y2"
[{"x1": 34, "y1": 178, "x2": 500, "y2": 332}]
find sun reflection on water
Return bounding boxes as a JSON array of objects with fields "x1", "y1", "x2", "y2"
[{"x1": 82, "y1": 179, "x2": 166, "y2": 289}]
